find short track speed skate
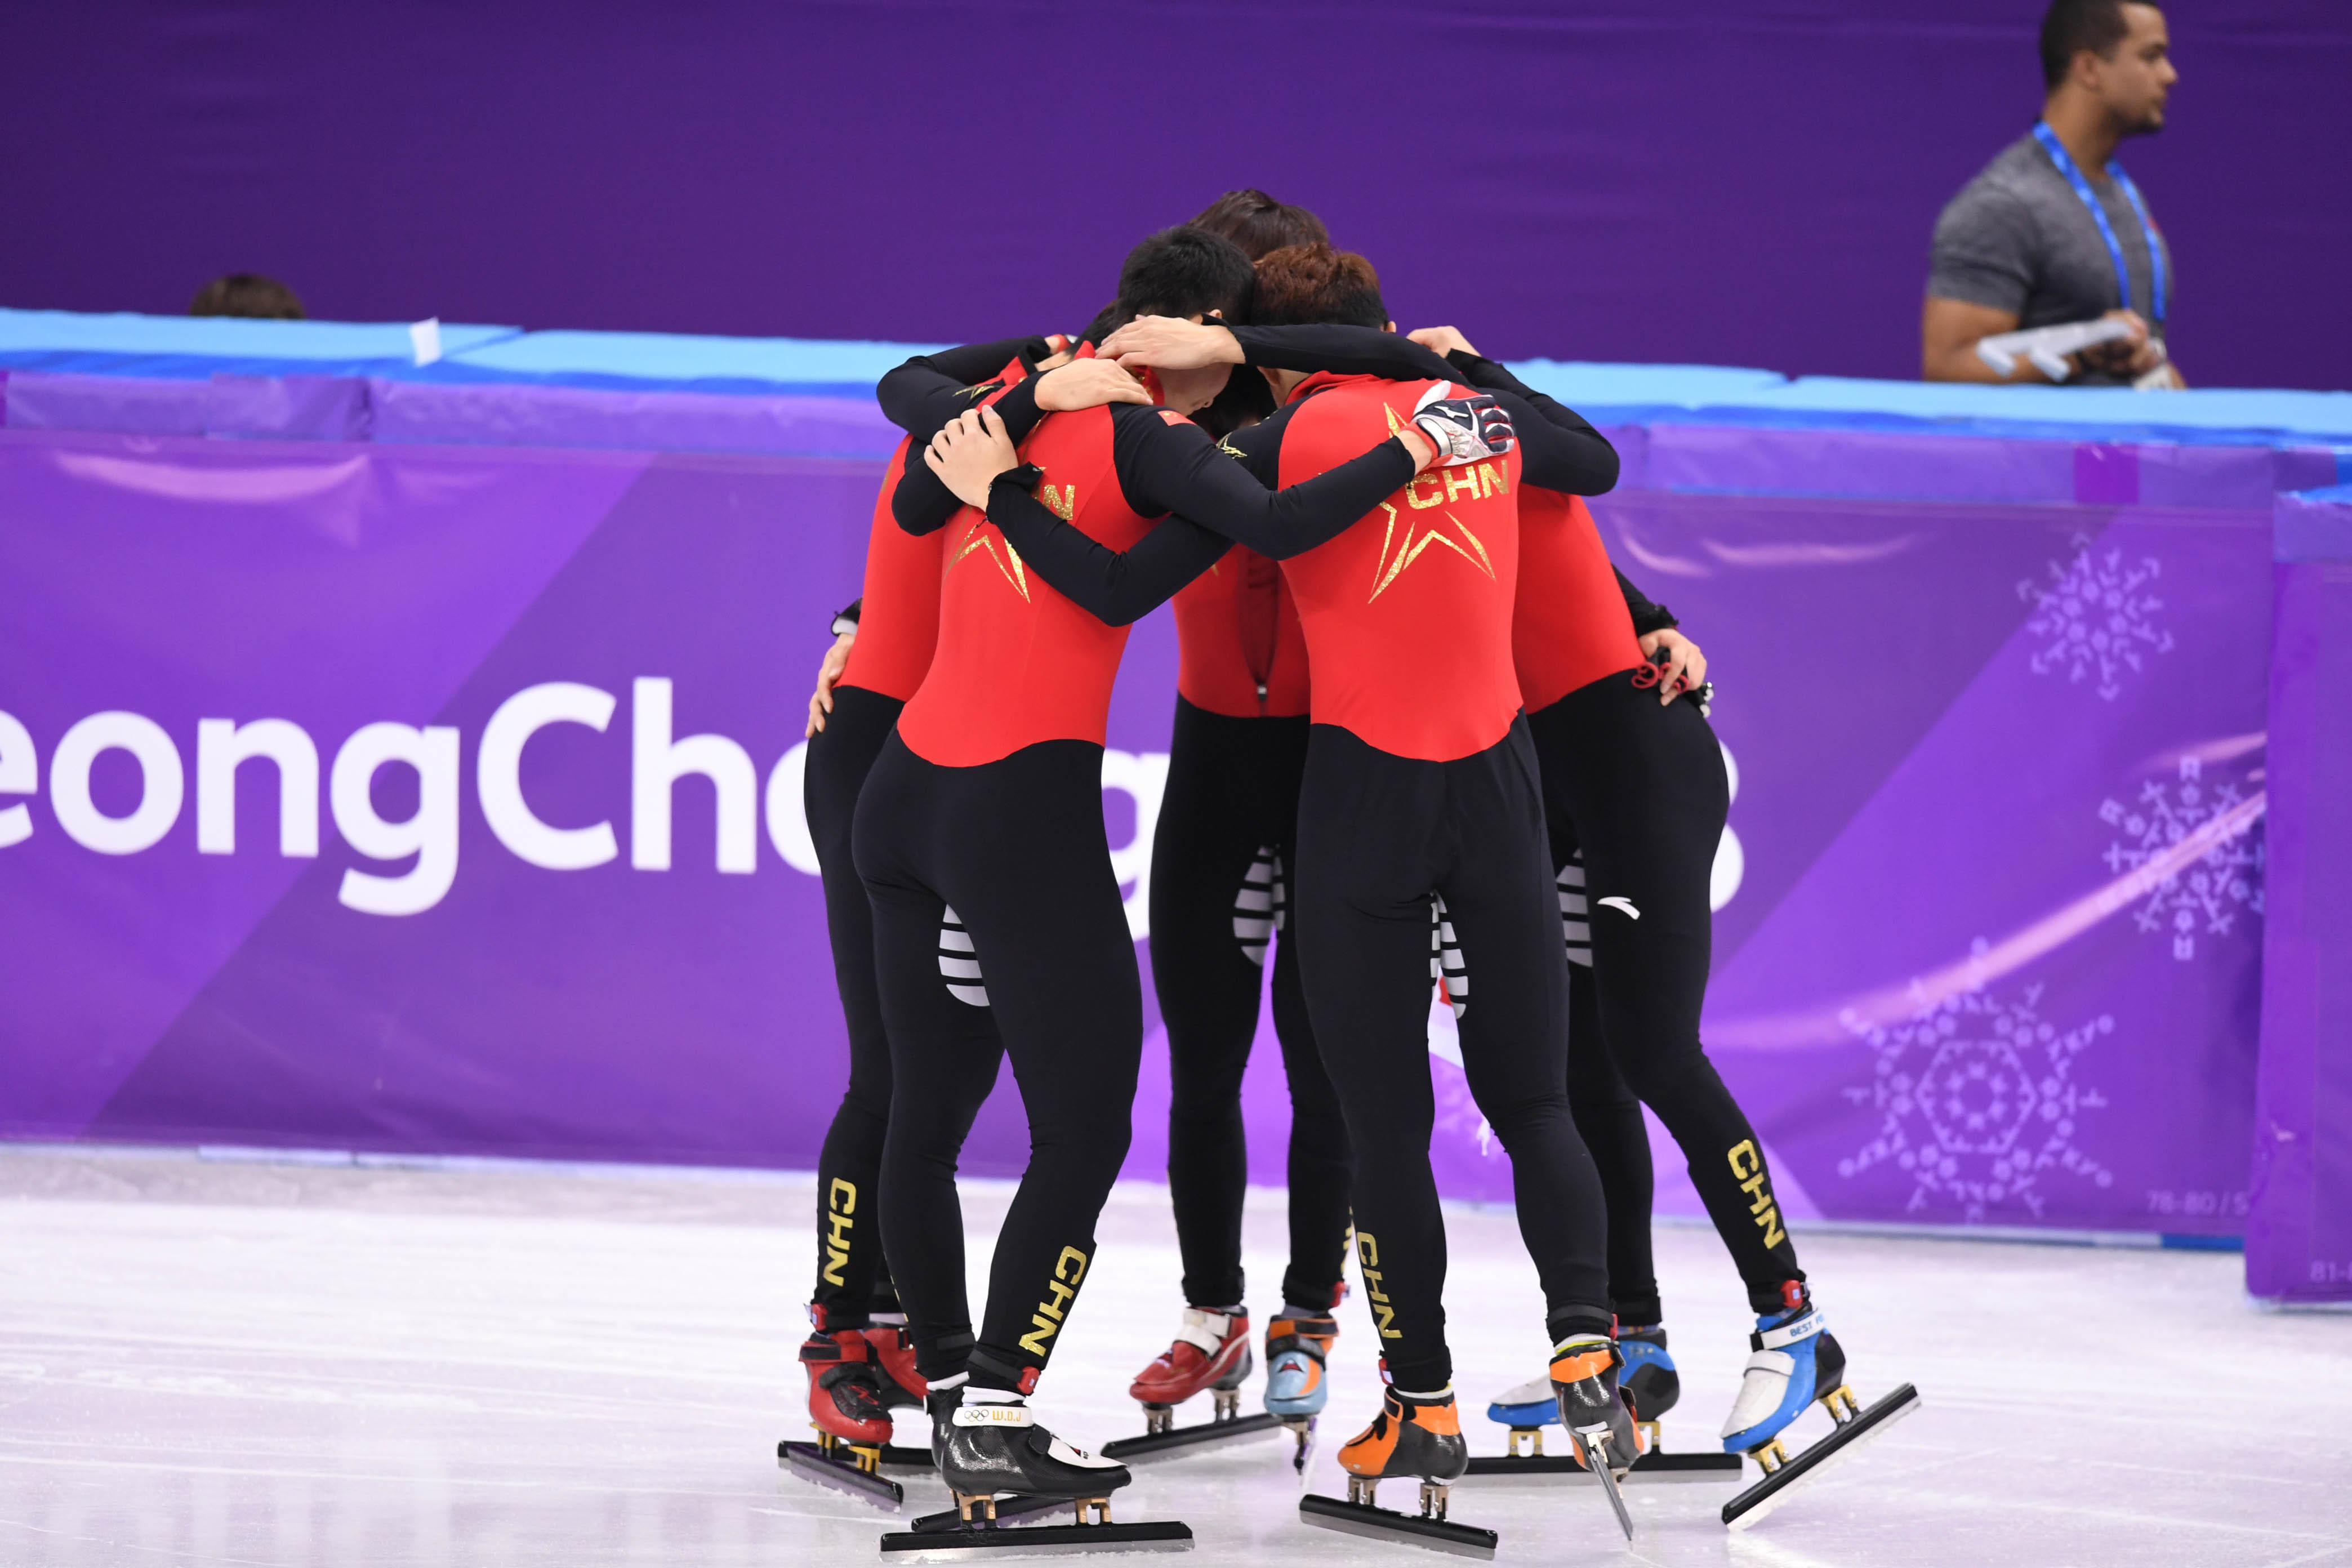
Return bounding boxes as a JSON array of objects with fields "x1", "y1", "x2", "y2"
[
  {"x1": 1468, "y1": 1325, "x2": 1740, "y2": 1485},
  {"x1": 1262, "y1": 1308, "x2": 1340, "y2": 1472},
  {"x1": 1716, "y1": 1299, "x2": 1922, "y2": 1530},
  {"x1": 780, "y1": 1321, "x2": 932, "y2": 1510},
  {"x1": 1101, "y1": 1308, "x2": 1283, "y2": 1464},
  {"x1": 879, "y1": 1391, "x2": 1192, "y2": 1558},
  {"x1": 1299, "y1": 1387, "x2": 1496, "y2": 1559}
]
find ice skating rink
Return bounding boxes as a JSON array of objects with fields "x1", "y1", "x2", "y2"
[{"x1": 1, "y1": 1146, "x2": 2346, "y2": 1568}]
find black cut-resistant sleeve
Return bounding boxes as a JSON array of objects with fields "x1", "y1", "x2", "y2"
[
  {"x1": 1108, "y1": 403, "x2": 1416, "y2": 560},
  {"x1": 1615, "y1": 567, "x2": 1677, "y2": 636},
  {"x1": 981, "y1": 465, "x2": 1231, "y2": 626},
  {"x1": 1221, "y1": 323, "x2": 1459, "y2": 382},
  {"x1": 875, "y1": 336, "x2": 1050, "y2": 431}
]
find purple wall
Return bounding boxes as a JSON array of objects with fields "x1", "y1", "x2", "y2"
[
  {"x1": 0, "y1": 414, "x2": 2274, "y2": 1237},
  {"x1": 2246, "y1": 493, "x2": 2352, "y2": 1299},
  {"x1": 4, "y1": 3, "x2": 2347, "y2": 390}
]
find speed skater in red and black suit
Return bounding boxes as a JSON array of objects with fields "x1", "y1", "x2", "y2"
[
  {"x1": 1119, "y1": 190, "x2": 1351, "y2": 1468},
  {"x1": 849, "y1": 225, "x2": 1490, "y2": 1526},
  {"x1": 951, "y1": 243, "x2": 1642, "y2": 1548},
  {"x1": 787, "y1": 332, "x2": 1060, "y2": 1508},
  {"x1": 1426, "y1": 331, "x2": 1916, "y2": 1517},
  {"x1": 796, "y1": 333, "x2": 1197, "y2": 1510}
]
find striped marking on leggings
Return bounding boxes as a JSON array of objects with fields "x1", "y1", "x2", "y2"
[
  {"x1": 938, "y1": 906, "x2": 988, "y2": 1007},
  {"x1": 1431, "y1": 896, "x2": 1468, "y2": 1018},
  {"x1": 1233, "y1": 846, "x2": 1285, "y2": 967},
  {"x1": 1559, "y1": 854, "x2": 1592, "y2": 969}
]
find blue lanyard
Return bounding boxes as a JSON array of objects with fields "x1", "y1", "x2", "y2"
[{"x1": 2033, "y1": 121, "x2": 2167, "y2": 325}]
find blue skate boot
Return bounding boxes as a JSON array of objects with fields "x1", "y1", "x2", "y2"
[
  {"x1": 1615, "y1": 1324, "x2": 1680, "y2": 1449},
  {"x1": 1263, "y1": 1308, "x2": 1339, "y2": 1472},
  {"x1": 1476, "y1": 1325, "x2": 1740, "y2": 1488},
  {"x1": 1720, "y1": 1295, "x2": 1846, "y2": 1461},
  {"x1": 1717, "y1": 1288, "x2": 1923, "y2": 1529},
  {"x1": 1481, "y1": 1325, "x2": 1675, "y2": 1458}
]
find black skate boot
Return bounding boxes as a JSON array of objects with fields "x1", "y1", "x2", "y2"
[
  {"x1": 1551, "y1": 1334, "x2": 1642, "y2": 1539},
  {"x1": 885, "y1": 1387, "x2": 1193, "y2": 1558},
  {"x1": 1300, "y1": 1386, "x2": 1498, "y2": 1558},
  {"x1": 1464, "y1": 1323, "x2": 1740, "y2": 1486}
]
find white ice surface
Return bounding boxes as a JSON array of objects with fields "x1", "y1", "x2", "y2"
[{"x1": 2, "y1": 1147, "x2": 2347, "y2": 1567}]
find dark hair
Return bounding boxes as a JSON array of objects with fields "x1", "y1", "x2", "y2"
[
  {"x1": 189, "y1": 273, "x2": 305, "y2": 319},
  {"x1": 1251, "y1": 244, "x2": 1387, "y2": 331},
  {"x1": 2039, "y1": 0, "x2": 2141, "y2": 90},
  {"x1": 1192, "y1": 360, "x2": 1279, "y2": 438},
  {"x1": 1189, "y1": 190, "x2": 1330, "y2": 262},
  {"x1": 1111, "y1": 226, "x2": 1256, "y2": 331}
]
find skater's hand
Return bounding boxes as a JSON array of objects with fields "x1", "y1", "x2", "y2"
[
  {"x1": 1639, "y1": 628, "x2": 1706, "y2": 705},
  {"x1": 1035, "y1": 357, "x2": 1153, "y2": 413},
  {"x1": 1034, "y1": 333, "x2": 1076, "y2": 373},
  {"x1": 807, "y1": 629, "x2": 855, "y2": 737},
  {"x1": 925, "y1": 406, "x2": 1022, "y2": 510},
  {"x1": 1406, "y1": 325, "x2": 1480, "y2": 359},
  {"x1": 1098, "y1": 314, "x2": 1243, "y2": 371},
  {"x1": 1409, "y1": 390, "x2": 1514, "y2": 466}
]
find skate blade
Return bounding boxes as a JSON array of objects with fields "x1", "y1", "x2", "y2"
[
  {"x1": 910, "y1": 1495, "x2": 1086, "y2": 1534},
  {"x1": 1722, "y1": 1383, "x2": 1923, "y2": 1533},
  {"x1": 1099, "y1": 1410, "x2": 1285, "y2": 1464},
  {"x1": 1570, "y1": 1431, "x2": 1636, "y2": 1542},
  {"x1": 1462, "y1": 1448, "x2": 1743, "y2": 1482},
  {"x1": 880, "y1": 1520, "x2": 1193, "y2": 1560},
  {"x1": 1299, "y1": 1494, "x2": 1497, "y2": 1560},
  {"x1": 1285, "y1": 1418, "x2": 1319, "y2": 1486},
  {"x1": 777, "y1": 1441, "x2": 905, "y2": 1512}
]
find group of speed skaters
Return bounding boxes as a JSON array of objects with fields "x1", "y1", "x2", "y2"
[{"x1": 784, "y1": 190, "x2": 1917, "y2": 1557}]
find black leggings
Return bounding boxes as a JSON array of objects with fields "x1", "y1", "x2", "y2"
[
  {"x1": 803, "y1": 684, "x2": 931, "y2": 1328},
  {"x1": 1530, "y1": 674, "x2": 1805, "y2": 1322},
  {"x1": 1293, "y1": 718, "x2": 1612, "y2": 1391},
  {"x1": 1150, "y1": 698, "x2": 1352, "y2": 1312},
  {"x1": 854, "y1": 733, "x2": 1140, "y2": 1389}
]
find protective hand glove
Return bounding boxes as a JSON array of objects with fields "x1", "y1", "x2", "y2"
[{"x1": 1409, "y1": 387, "x2": 1515, "y2": 466}]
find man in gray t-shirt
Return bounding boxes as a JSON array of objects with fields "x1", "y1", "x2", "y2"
[{"x1": 1923, "y1": 0, "x2": 2181, "y2": 385}]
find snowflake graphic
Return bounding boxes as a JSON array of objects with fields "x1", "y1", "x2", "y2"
[
  {"x1": 1838, "y1": 956, "x2": 2114, "y2": 1221},
  {"x1": 2099, "y1": 755, "x2": 2265, "y2": 962},
  {"x1": 2018, "y1": 532, "x2": 2172, "y2": 700}
]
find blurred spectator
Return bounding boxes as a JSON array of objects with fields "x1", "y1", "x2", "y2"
[
  {"x1": 190, "y1": 273, "x2": 305, "y2": 319},
  {"x1": 1922, "y1": 0, "x2": 2179, "y2": 385}
]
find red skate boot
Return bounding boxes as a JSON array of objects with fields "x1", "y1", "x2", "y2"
[
  {"x1": 1101, "y1": 1307, "x2": 1286, "y2": 1463},
  {"x1": 861, "y1": 1317, "x2": 927, "y2": 1411},
  {"x1": 779, "y1": 1317, "x2": 906, "y2": 1510}
]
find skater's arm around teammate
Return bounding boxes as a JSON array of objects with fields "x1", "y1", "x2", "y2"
[
  {"x1": 919, "y1": 400, "x2": 1453, "y2": 625},
  {"x1": 886, "y1": 355, "x2": 1155, "y2": 534}
]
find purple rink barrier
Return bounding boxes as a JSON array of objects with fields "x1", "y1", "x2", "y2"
[
  {"x1": 2247, "y1": 488, "x2": 2352, "y2": 1301},
  {"x1": 0, "y1": 411, "x2": 2283, "y2": 1246}
]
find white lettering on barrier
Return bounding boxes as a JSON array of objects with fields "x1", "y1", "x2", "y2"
[
  {"x1": 0, "y1": 710, "x2": 35, "y2": 849},
  {"x1": 51, "y1": 711, "x2": 184, "y2": 855},
  {"x1": 1102, "y1": 748, "x2": 1169, "y2": 941},
  {"x1": 197, "y1": 718, "x2": 319, "y2": 857},
  {"x1": 3, "y1": 692, "x2": 1175, "y2": 933},
  {"x1": 765, "y1": 740, "x2": 822, "y2": 876},
  {"x1": 479, "y1": 682, "x2": 618, "y2": 870},
  {"x1": 331, "y1": 722, "x2": 460, "y2": 916},
  {"x1": 630, "y1": 677, "x2": 756, "y2": 874}
]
